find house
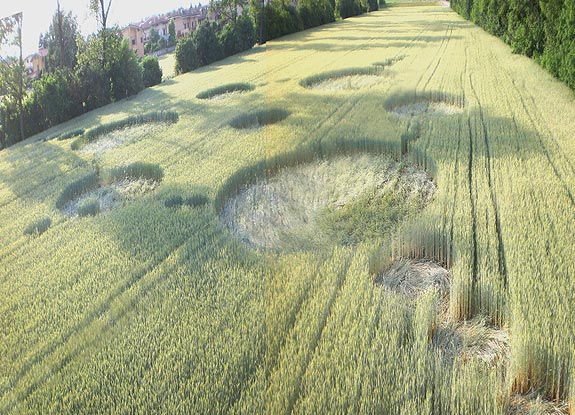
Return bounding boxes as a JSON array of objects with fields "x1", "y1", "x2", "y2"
[
  {"x1": 25, "y1": 48, "x2": 48, "y2": 79},
  {"x1": 122, "y1": 24, "x2": 145, "y2": 58},
  {"x1": 122, "y1": 5, "x2": 210, "y2": 57}
]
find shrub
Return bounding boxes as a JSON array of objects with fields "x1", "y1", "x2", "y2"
[
  {"x1": 31, "y1": 69, "x2": 81, "y2": 129},
  {"x1": 165, "y1": 195, "x2": 184, "y2": 208},
  {"x1": 193, "y1": 22, "x2": 224, "y2": 67},
  {"x1": 367, "y1": 0, "x2": 378, "y2": 12},
  {"x1": 335, "y1": 0, "x2": 363, "y2": 19},
  {"x1": 57, "y1": 128, "x2": 85, "y2": 141},
  {"x1": 220, "y1": 15, "x2": 256, "y2": 57},
  {"x1": 56, "y1": 173, "x2": 100, "y2": 209},
  {"x1": 196, "y1": 83, "x2": 255, "y2": 99},
  {"x1": 175, "y1": 36, "x2": 199, "y2": 74},
  {"x1": 141, "y1": 56, "x2": 163, "y2": 88},
  {"x1": 24, "y1": 217, "x2": 52, "y2": 236},
  {"x1": 267, "y1": 1, "x2": 303, "y2": 41},
  {"x1": 229, "y1": 109, "x2": 290, "y2": 129},
  {"x1": 185, "y1": 194, "x2": 209, "y2": 208},
  {"x1": 109, "y1": 40, "x2": 144, "y2": 100},
  {"x1": 108, "y1": 162, "x2": 164, "y2": 182},
  {"x1": 298, "y1": 0, "x2": 335, "y2": 30},
  {"x1": 77, "y1": 198, "x2": 100, "y2": 217}
]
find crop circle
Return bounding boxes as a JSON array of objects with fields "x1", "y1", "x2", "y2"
[
  {"x1": 300, "y1": 67, "x2": 387, "y2": 91},
  {"x1": 196, "y1": 83, "x2": 255, "y2": 100},
  {"x1": 220, "y1": 153, "x2": 436, "y2": 251},
  {"x1": 432, "y1": 316, "x2": 510, "y2": 366},
  {"x1": 389, "y1": 100, "x2": 463, "y2": 117},
  {"x1": 377, "y1": 259, "x2": 450, "y2": 299},
  {"x1": 58, "y1": 163, "x2": 163, "y2": 217},
  {"x1": 71, "y1": 112, "x2": 179, "y2": 153}
]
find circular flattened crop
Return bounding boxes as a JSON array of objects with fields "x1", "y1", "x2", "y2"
[
  {"x1": 377, "y1": 259, "x2": 450, "y2": 299},
  {"x1": 300, "y1": 67, "x2": 387, "y2": 91},
  {"x1": 390, "y1": 100, "x2": 463, "y2": 117},
  {"x1": 432, "y1": 316, "x2": 510, "y2": 366},
  {"x1": 506, "y1": 393, "x2": 569, "y2": 415},
  {"x1": 58, "y1": 163, "x2": 163, "y2": 217},
  {"x1": 61, "y1": 178, "x2": 159, "y2": 217},
  {"x1": 71, "y1": 111, "x2": 179, "y2": 153},
  {"x1": 229, "y1": 109, "x2": 290, "y2": 130},
  {"x1": 81, "y1": 123, "x2": 165, "y2": 155},
  {"x1": 196, "y1": 83, "x2": 255, "y2": 100},
  {"x1": 220, "y1": 153, "x2": 436, "y2": 251}
]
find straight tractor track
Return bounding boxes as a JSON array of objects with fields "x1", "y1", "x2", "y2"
[{"x1": 468, "y1": 74, "x2": 509, "y2": 289}]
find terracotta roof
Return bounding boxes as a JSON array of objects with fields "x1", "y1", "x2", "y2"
[{"x1": 128, "y1": 5, "x2": 208, "y2": 30}]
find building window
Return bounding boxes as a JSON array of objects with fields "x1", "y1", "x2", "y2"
[
  {"x1": 132, "y1": 39, "x2": 136, "y2": 46},
  {"x1": 184, "y1": 22, "x2": 188, "y2": 29}
]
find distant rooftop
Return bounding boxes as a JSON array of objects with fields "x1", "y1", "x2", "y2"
[{"x1": 129, "y1": 5, "x2": 209, "y2": 30}]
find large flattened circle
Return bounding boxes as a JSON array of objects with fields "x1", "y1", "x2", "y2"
[{"x1": 220, "y1": 153, "x2": 436, "y2": 251}]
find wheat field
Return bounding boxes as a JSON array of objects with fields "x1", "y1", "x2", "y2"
[{"x1": 1, "y1": 3, "x2": 574, "y2": 414}]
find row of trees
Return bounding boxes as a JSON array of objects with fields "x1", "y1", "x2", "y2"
[
  {"x1": 176, "y1": 15, "x2": 256, "y2": 74},
  {"x1": 247, "y1": 0, "x2": 381, "y2": 44},
  {"x1": 0, "y1": 1, "x2": 163, "y2": 148},
  {"x1": 1, "y1": 0, "x2": 386, "y2": 147},
  {"x1": 451, "y1": 0, "x2": 575, "y2": 90},
  {"x1": 175, "y1": 0, "x2": 384, "y2": 75}
]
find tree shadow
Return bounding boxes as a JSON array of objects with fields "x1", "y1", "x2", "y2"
[{"x1": 0, "y1": 141, "x2": 92, "y2": 207}]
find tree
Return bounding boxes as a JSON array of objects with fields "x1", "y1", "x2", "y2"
[
  {"x1": 44, "y1": 1, "x2": 79, "y2": 71},
  {"x1": 38, "y1": 33, "x2": 47, "y2": 49},
  {"x1": 29, "y1": 69, "x2": 80, "y2": 128},
  {"x1": 220, "y1": 15, "x2": 256, "y2": 56},
  {"x1": 248, "y1": 0, "x2": 266, "y2": 43},
  {"x1": 265, "y1": 0, "x2": 302, "y2": 41},
  {"x1": 0, "y1": 13, "x2": 25, "y2": 141},
  {"x1": 193, "y1": 22, "x2": 224, "y2": 66},
  {"x1": 505, "y1": 0, "x2": 544, "y2": 57},
  {"x1": 168, "y1": 19, "x2": 176, "y2": 47},
  {"x1": 298, "y1": 0, "x2": 335, "y2": 30},
  {"x1": 209, "y1": 0, "x2": 247, "y2": 22},
  {"x1": 145, "y1": 28, "x2": 161, "y2": 53},
  {"x1": 75, "y1": 34, "x2": 111, "y2": 110},
  {"x1": 335, "y1": 0, "x2": 362, "y2": 19},
  {"x1": 89, "y1": 0, "x2": 113, "y2": 67},
  {"x1": 141, "y1": 56, "x2": 162, "y2": 87},
  {"x1": 108, "y1": 38, "x2": 143, "y2": 100},
  {"x1": 175, "y1": 35, "x2": 198, "y2": 74}
]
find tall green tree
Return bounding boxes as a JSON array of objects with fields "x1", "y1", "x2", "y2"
[
  {"x1": 89, "y1": 0, "x2": 113, "y2": 68},
  {"x1": 209, "y1": 0, "x2": 247, "y2": 22},
  {"x1": 145, "y1": 28, "x2": 162, "y2": 53},
  {"x1": 168, "y1": 19, "x2": 176, "y2": 47},
  {"x1": 44, "y1": 1, "x2": 79, "y2": 71},
  {"x1": 505, "y1": 0, "x2": 544, "y2": 57},
  {"x1": 193, "y1": 21, "x2": 224, "y2": 66},
  {"x1": 175, "y1": 35, "x2": 198, "y2": 74},
  {"x1": 0, "y1": 12, "x2": 25, "y2": 141},
  {"x1": 298, "y1": 0, "x2": 334, "y2": 30},
  {"x1": 219, "y1": 14, "x2": 256, "y2": 56}
]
